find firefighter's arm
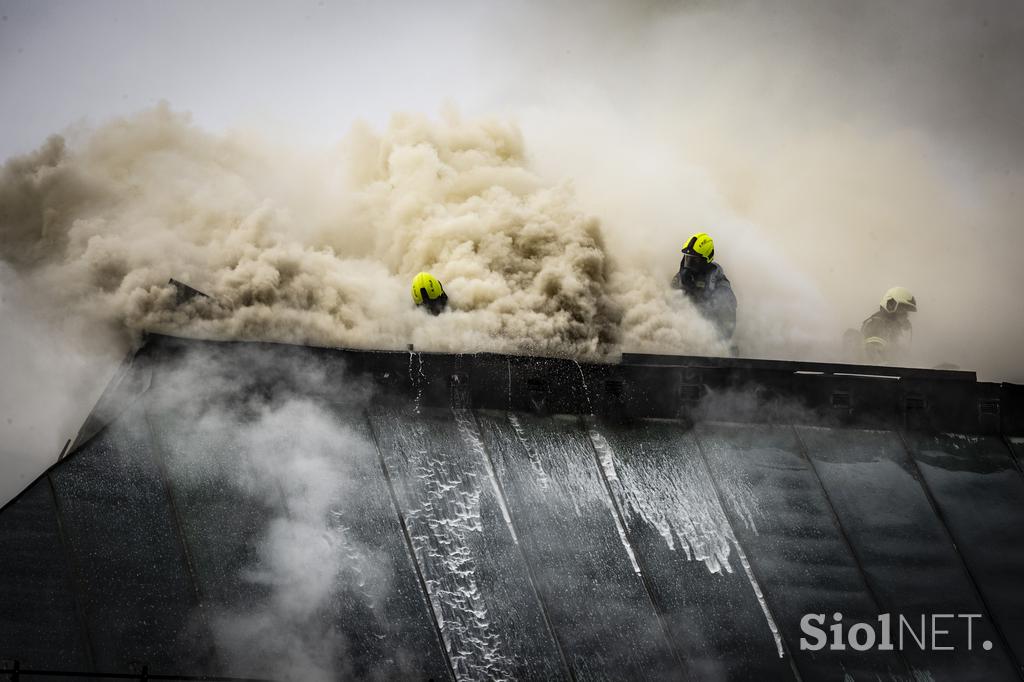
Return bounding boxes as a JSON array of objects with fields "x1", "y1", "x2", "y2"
[{"x1": 709, "y1": 281, "x2": 737, "y2": 338}]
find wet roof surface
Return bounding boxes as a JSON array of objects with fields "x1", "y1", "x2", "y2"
[{"x1": 1, "y1": 335, "x2": 1022, "y2": 680}]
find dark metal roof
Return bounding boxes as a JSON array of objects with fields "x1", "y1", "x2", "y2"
[{"x1": 2, "y1": 334, "x2": 1023, "y2": 680}]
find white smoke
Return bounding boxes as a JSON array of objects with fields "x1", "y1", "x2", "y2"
[
  {"x1": 0, "y1": 262, "x2": 121, "y2": 505},
  {"x1": 204, "y1": 400, "x2": 384, "y2": 682},
  {"x1": 147, "y1": 346, "x2": 391, "y2": 681}
]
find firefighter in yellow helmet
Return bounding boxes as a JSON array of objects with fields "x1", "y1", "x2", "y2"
[
  {"x1": 860, "y1": 286, "x2": 917, "y2": 362},
  {"x1": 671, "y1": 232, "x2": 737, "y2": 339},
  {"x1": 411, "y1": 272, "x2": 449, "y2": 315}
]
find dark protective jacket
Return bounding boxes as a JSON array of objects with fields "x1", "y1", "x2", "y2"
[
  {"x1": 671, "y1": 262, "x2": 737, "y2": 339},
  {"x1": 860, "y1": 309, "x2": 912, "y2": 362}
]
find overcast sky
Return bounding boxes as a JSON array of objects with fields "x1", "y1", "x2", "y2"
[
  {"x1": 0, "y1": 0, "x2": 498, "y2": 159},
  {"x1": 2, "y1": 0, "x2": 1022, "y2": 164}
]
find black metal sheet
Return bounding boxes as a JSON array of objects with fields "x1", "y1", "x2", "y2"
[
  {"x1": 8, "y1": 334, "x2": 1024, "y2": 678},
  {"x1": 49, "y1": 404, "x2": 211, "y2": 672},
  {"x1": 588, "y1": 418, "x2": 795, "y2": 681},
  {"x1": 797, "y1": 426, "x2": 1018, "y2": 681},
  {"x1": 369, "y1": 406, "x2": 567, "y2": 681},
  {"x1": 146, "y1": 402, "x2": 281, "y2": 678},
  {"x1": 695, "y1": 422, "x2": 911, "y2": 680},
  {"x1": 150, "y1": 394, "x2": 452, "y2": 681},
  {"x1": 322, "y1": 410, "x2": 455, "y2": 681},
  {"x1": 906, "y1": 432, "x2": 1024, "y2": 671},
  {"x1": 0, "y1": 479, "x2": 91, "y2": 669},
  {"x1": 1008, "y1": 437, "x2": 1024, "y2": 473},
  {"x1": 146, "y1": 408, "x2": 273, "y2": 614},
  {"x1": 474, "y1": 411, "x2": 682, "y2": 680}
]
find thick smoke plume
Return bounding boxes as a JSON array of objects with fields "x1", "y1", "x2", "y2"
[
  {"x1": 488, "y1": 0, "x2": 1024, "y2": 380},
  {"x1": 0, "y1": 105, "x2": 725, "y2": 364}
]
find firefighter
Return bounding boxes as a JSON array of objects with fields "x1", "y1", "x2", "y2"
[
  {"x1": 861, "y1": 286, "x2": 917, "y2": 362},
  {"x1": 671, "y1": 231, "x2": 737, "y2": 340},
  {"x1": 411, "y1": 272, "x2": 449, "y2": 315}
]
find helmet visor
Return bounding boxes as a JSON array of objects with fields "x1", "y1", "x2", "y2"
[
  {"x1": 884, "y1": 296, "x2": 916, "y2": 313},
  {"x1": 681, "y1": 252, "x2": 707, "y2": 271}
]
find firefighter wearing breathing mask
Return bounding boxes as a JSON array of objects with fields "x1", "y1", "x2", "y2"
[
  {"x1": 860, "y1": 286, "x2": 917, "y2": 363},
  {"x1": 670, "y1": 232, "x2": 737, "y2": 340}
]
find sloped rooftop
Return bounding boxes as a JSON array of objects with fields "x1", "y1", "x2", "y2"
[{"x1": 2, "y1": 334, "x2": 1023, "y2": 680}]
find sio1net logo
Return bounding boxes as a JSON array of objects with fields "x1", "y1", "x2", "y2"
[{"x1": 800, "y1": 613, "x2": 994, "y2": 652}]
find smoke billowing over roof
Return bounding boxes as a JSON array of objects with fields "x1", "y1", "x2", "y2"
[{"x1": 1, "y1": 0, "x2": 1023, "y2": 501}]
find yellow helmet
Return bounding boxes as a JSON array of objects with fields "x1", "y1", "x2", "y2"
[
  {"x1": 411, "y1": 272, "x2": 445, "y2": 305},
  {"x1": 682, "y1": 232, "x2": 715, "y2": 263},
  {"x1": 880, "y1": 286, "x2": 917, "y2": 314}
]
